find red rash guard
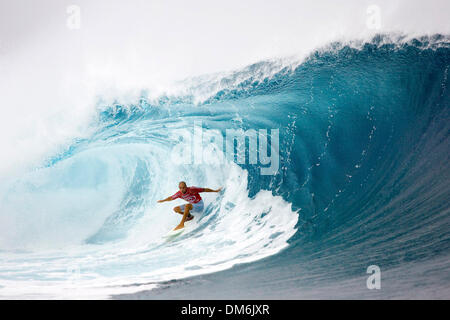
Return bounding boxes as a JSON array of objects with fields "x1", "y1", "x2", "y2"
[{"x1": 171, "y1": 186, "x2": 204, "y2": 204}]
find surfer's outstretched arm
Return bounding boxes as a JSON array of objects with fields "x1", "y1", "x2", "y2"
[
  {"x1": 157, "y1": 196, "x2": 173, "y2": 203},
  {"x1": 202, "y1": 187, "x2": 222, "y2": 193}
]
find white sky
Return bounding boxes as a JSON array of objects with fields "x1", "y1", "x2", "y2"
[{"x1": 1, "y1": 0, "x2": 449, "y2": 80}]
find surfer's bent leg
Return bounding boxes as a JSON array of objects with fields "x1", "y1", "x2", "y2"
[
  {"x1": 181, "y1": 203, "x2": 193, "y2": 223},
  {"x1": 173, "y1": 206, "x2": 183, "y2": 214},
  {"x1": 174, "y1": 204, "x2": 194, "y2": 230},
  {"x1": 174, "y1": 205, "x2": 193, "y2": 220}
]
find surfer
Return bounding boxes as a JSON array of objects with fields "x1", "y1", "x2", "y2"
[{"x1": 157, "y1": 181, "x2": 222, "y2": 230}]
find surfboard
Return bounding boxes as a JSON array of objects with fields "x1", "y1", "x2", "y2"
[
  {"x1": 164, "y1": 214, "x2": 197, "y2": 241},
  {"x1": 164, "y1": 227, "x2": 185, "y2": 240}
]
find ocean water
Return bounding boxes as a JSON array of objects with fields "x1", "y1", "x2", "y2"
[{"x1": 0, "y1": 35, "x2": 449, "y2": 299}]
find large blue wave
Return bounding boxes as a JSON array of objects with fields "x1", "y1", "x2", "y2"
[{"x1": 0, "y1": 35, "x2": 449, "y2": 298}]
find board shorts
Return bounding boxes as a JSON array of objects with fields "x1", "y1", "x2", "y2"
[{"x1": 179, "y1": 200, "x2": 204, "y2": 213}]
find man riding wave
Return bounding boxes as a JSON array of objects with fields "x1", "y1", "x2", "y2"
[{"x1": 157, "y1": 181, "x2": 222, "y2": 230}]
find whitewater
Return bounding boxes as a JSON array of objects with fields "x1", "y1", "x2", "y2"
[{"x1": 0, "y1": 0, "x2": 449, "y2": 299}]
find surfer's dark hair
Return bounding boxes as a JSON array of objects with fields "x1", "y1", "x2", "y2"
[{"x1": 179, "y1": 181, "x2": 187, "y2": 187}]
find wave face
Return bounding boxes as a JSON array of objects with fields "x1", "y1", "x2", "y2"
[{"x1": 0, "y1": 35, "x2": 449, "y2": 298}]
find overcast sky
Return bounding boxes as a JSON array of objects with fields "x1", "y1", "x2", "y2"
[{"x1": 1, "y1": 0, "x2": 449, "y2": 80}]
